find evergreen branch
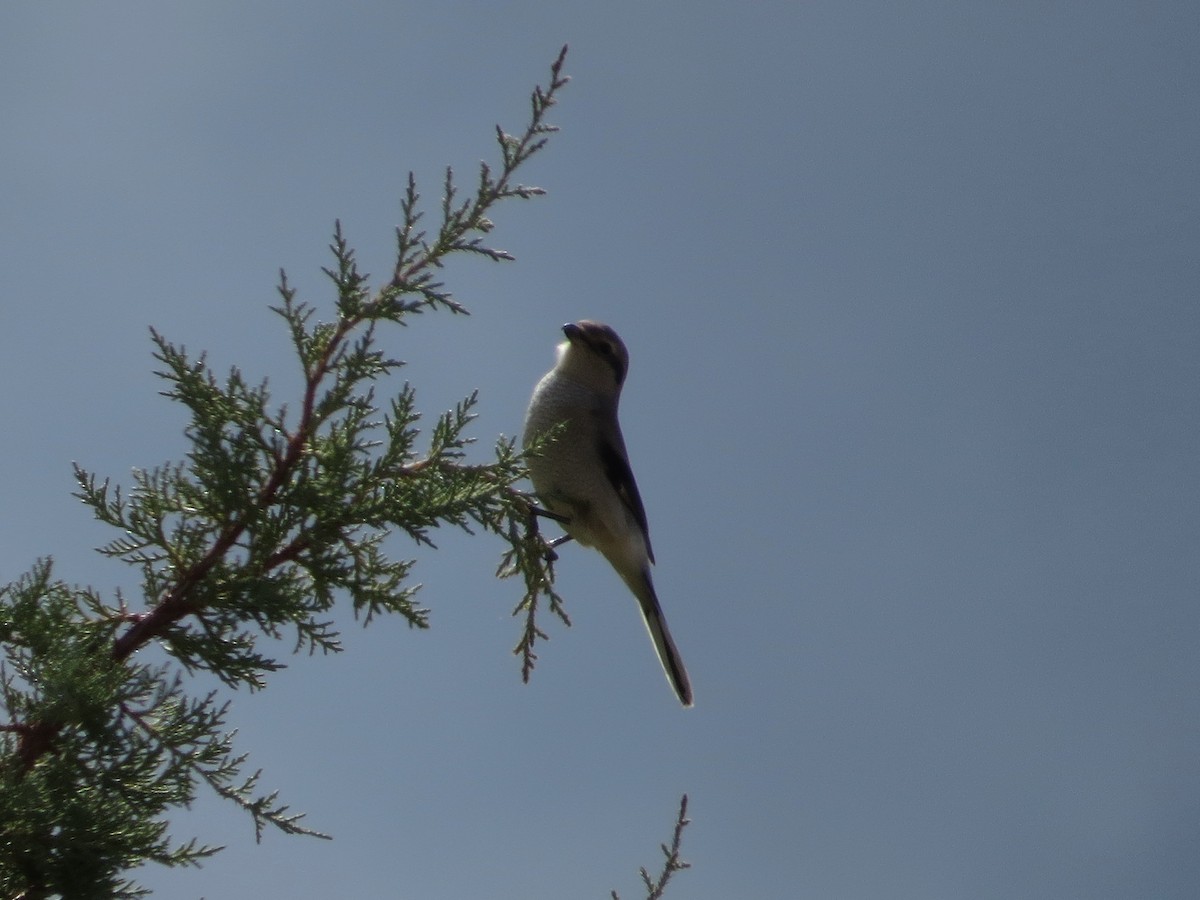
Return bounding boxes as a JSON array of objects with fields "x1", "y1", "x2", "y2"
[
  {"x1": 494, "y1": 425, "x2": 572, "y2": 680},
  {"x1": 498, "y1": 491, "x2": 570, "y2": 682},
  {"x1": 99, "y1": 40, "x2": 571, "y2": 677},
  {"x1": 388, "y1": 44, "x2": 570, "y2": 313},
  {"x1": 124, "y1": 698, "x2": 328, "y2": 843},
  {"x1": 2, "y1": 47, "x2": 573, "y2": 895},
  {"x1": 611, "y1": 795, "x2": 692, "y2": 900}
]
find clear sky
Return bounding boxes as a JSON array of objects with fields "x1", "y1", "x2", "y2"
[{"x1": 3, "y1": 3, "x2": 1198, "y2": 898}]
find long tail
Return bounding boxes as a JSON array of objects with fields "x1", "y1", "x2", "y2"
[{"x1": 627, "y1": 568, "x2": 693, "y2": 707}]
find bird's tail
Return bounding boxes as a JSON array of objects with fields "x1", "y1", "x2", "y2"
[{"x1": 627, "y1": 568, "x2": 693, "y2": 707}]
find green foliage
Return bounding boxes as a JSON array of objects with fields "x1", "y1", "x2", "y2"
[
  {"x1": 1, "y1": 47, "x2": 570, "y2": 897},
  {"x1": 0, "y1": 562, "x2": 223, "y2": 899}
]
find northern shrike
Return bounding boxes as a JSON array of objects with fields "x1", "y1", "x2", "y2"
[{"x1": 523, "y1": 320, "x2": 693, "y2": 707}]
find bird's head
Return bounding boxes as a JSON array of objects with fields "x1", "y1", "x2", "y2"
[{"x1": 555, "y1": 320, "x2": 630, "y2": 392}]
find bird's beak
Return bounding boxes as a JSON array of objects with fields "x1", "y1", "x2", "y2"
[{"x1": 561, "y1": 322, "x2": 583, "y2": 343}]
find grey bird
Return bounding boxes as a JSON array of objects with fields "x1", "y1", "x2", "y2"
[{"x1": 523, "y1": 320, "x2": 693, "y2": 707}]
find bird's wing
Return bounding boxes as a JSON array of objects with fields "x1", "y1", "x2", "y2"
[{"x1": 596, "y1": 432, "x2": 655, "y2": 564}]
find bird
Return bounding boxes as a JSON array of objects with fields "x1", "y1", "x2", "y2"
[{"x1": 522, "y1": 320, "x2": 693, "y2": 707}]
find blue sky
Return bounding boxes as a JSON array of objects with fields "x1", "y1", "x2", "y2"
[{"x1": 3, "y1": 3, "x2": 1198, "y2": 898}]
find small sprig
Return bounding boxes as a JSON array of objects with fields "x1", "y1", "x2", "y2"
[
  {"x1": 497, "y1": 492, "x2": 571, "y2": 682},
  {"x1": 389, "y1": 44, "x2": 570, "y2": 313},
  {"x1": 612, "y1": 795, "x2": 693, "y2": 900}
]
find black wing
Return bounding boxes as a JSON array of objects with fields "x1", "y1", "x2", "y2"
[{"x1": 596, "y1": 431, "x2": 655, "y2": 564}]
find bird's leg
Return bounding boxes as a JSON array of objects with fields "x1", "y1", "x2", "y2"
[
  {"x1": 539, "y1": 533, "x2": 573, "y2": 562},
  {"x1": 530, "y1": 505, "x2": 570, "y2": 524},
  {"x1": 528, "y1": 504, "x2": 573, "y2": 561},
  {"x1": 538, "y1": 522, "x2": 574, "y2": 561}
]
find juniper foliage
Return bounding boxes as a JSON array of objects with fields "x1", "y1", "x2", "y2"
[{"x1": 1, "y1": 47, "x2": 572, "y2": 898}]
